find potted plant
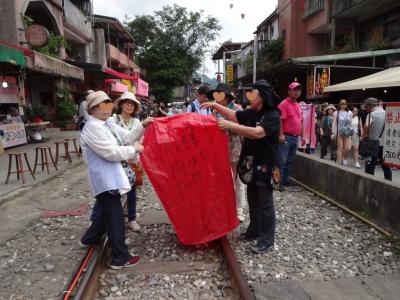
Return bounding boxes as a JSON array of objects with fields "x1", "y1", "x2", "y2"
[
  {"x1": 56, "y1": 83, "x2": 77, "y2": 130},
  {"x1": 26, "y1": 104, "x2": 50, "y2": 123}
]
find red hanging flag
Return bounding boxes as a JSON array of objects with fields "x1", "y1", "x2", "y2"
[{"x1": 141, "y1": 113, "x2": 239, "y2": 245}]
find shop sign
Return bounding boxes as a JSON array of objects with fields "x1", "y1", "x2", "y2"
[
  {"x1": 227, "y1": 64, "x2": 234, "y2": 85},
  {"x1": 111, "y1": 81, "x2": 129, "y2": 93},
  {"x1": 136, "y1": 78, "x2": 149, "y2": 97},
  {"x1": 0, "y1": 122, "x2": 27, "y2": 148},
  {"x1": 306, "y1": 66, "x2": 330, "y2": 99},
  {"x1": 0, "y1": 76, "x2": 18, "y2": 103},
  {"x1": 26, "y1": 24, "x2": 49, "y2": 47},
  {"x1": 383, "y1": 104, "x2": 400, "y2": 168}
]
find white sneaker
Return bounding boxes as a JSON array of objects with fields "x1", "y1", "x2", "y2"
[
  {"x1": 355, "y1": 162, "x2": 361, "y2": 168},
  {"x1": 343, "y1": 160, "x2": 348, "y2": 166},
  {"x1": 128, "y1": 220, "x2": 141, "y2": 232}
]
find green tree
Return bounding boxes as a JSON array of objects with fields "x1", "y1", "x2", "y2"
[{"x1": 125, "y1": 4, "x2": 221, "y2": 101}]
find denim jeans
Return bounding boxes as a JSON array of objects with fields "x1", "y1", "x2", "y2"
[
  {"x1": 91, "y1": 187, "x2": 137, "y2": 222},
  {"x1": 365, "y1": 145, "x2": 392, "y2": 181},
  {"x1": 81, "y1": 191, "x2": 131, "y2": 266},
  {"x1": 278, "y1": 134, "x2": 298, "y2": 185}
]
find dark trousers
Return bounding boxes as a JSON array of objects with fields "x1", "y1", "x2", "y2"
[
  {"x1": 246, "y1": 184, "x2": 275, "y2": 246},
  {"x1": 365, "y1": 146, "x2": 392, "y2": 181},
  {"x1": 82, "y1": 191, "x2": 131, "y2": 266},
  {"x1": 321, "y1": 135, "x2": 336, "y2": 160},
  {"x1": 91, "y1": 187, "x2": 137, "y2": 222}
]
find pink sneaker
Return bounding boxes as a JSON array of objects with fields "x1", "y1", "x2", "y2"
[{"x1": 110, "y1": 255, "x2": 141, "y2": 270}]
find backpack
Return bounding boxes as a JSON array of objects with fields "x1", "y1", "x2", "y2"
[{"x1": 190, "y1": 102, "x2": 210, "y2": 114}]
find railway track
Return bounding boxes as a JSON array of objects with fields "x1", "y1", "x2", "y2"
[
  {"x1": 63, "y1": 177, "x2": 397, "y2": 299},
  {"x1": 63, "y1": 228, "x2": 254, "y2": 299}
]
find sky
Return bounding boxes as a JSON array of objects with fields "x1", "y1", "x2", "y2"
[{"x1": 94, "y1": 0, "x2": 278, "y2": 79}]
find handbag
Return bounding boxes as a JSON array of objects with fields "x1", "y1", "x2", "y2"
[
  {"x1": 237, "y1": 155, "x2": 256, "y2": 184},
  {"x1": 130, "y1": 162, "x2": 144, "y2": 186},
  {"x1": 107, "y1": 124, "x2": 137, "y2": 188},
  {"x1": 339, "y1": 112, "x2": 354, "y2": 137},
  {"x1": 359, "y1": 113, "x2": 385, "y2": 158}
]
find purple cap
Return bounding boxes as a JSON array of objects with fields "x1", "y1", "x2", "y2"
[{"x1": 288, "y1": 82, "x2": 302, "y2": 90}]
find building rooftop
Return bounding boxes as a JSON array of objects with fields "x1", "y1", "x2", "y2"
[
  {"x1": 94, "y1": 14, "x2": 134, "y2": 45},
  {"x1": 212, "y1": 41, "x2": 247, "y2": 60},
  {"x1": 253, "y1": 9, "x2": 278, "y2": 34}
]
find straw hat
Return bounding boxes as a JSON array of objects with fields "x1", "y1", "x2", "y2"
[
  {"x1": 86, "y1": 90, "x2": 111, "y2": 109},
  {"x1": 114, "y1": 92, "x2": 142, "y2": 114},
  {"x1": 324, "y1": 104, "x2": 336, "y2": 113}
]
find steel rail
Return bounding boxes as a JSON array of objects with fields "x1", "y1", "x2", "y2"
[
  {"x1": 290, "y1": 177, "x2": 392, "y2": 237},
  {"x1": 220, "y1": 236, "x2": 255, "y2": 300}
]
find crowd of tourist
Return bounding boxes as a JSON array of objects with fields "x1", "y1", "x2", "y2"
[{"x1": 76, "y1": 79, "x2": 393, "y2": 269}]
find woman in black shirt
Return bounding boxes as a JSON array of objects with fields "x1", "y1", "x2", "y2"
[{"x1": 201, "y1": 80, "x2": 280, "y2": 254}]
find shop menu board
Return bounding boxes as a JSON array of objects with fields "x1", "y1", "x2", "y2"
[
  {"x1": 0, "y1": 122, "x2": 27, "y2": 148},
  {"x1": 383, "y1": 104, "x2": 400, "y2": 168}
]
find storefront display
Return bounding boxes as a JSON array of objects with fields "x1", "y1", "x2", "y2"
[{"x1": 0, "y1": 118, "x2": 27, "y2": 148}]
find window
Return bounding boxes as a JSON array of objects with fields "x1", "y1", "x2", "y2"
[
  {"x1": 270, "y1": 25, "x2": 274, "y2": 39},
  {"x1": 302, "y1": 0, "x2": 324, "y2": 19}
]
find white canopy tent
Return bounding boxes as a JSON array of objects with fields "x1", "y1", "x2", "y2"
[{"x1": 324, "y1": 66, "x2": 400, "y2": 92}]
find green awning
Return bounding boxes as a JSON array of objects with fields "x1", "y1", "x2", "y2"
[{"x1": 0, "y1": 44, "x2": 25, "y2": 66}]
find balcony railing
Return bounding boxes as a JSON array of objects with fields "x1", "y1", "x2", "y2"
[
  {"x1": 302, "y1": 0, "x2": 325, "y2": 19},
  {"x1": 63, "y1": 0, "x2": 92, "y2": 38},
  {"x1": 330, "y1": 0, "x2": 364, "y2": 17},
  {"x1": 106, "y1": 43, "x2": 139, "y2": 71}
]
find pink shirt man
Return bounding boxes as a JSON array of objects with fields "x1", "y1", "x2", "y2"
[{"x1": 278, "y1": 97, "x2": 303, "y2": 136}]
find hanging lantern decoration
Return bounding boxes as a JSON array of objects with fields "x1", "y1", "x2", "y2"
[
  {"x1": 230, "y1": 4, "x2": 234, "y2": 9},
  {"x1": 241, "y1": 13, "x2": 246, "y2": 19}
]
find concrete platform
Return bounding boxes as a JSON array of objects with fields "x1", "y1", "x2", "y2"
[
  {"x1": 254, "y1": 273, "x2": 400, "y2": 300},
  {"x1": 0, "y1": 130, "x2": 81, "y2": 201}
]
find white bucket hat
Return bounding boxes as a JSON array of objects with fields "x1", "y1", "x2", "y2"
[
  {"x1": 86, "y1": 90, "x2": 111, "y2": 109},
  {"x1": 115, "y1": 91, "x2": 142, "y2": 114}
]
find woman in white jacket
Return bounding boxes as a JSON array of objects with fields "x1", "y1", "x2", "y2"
[{"x1": 80, "y1": 90, "x2": 153, "y2": 269}]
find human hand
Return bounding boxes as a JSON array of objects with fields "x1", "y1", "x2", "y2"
[
  {"x1": 217, "y1": 118, "x2": 233, "y2": 131},
  {"x1": 279, "y1": 134, "x2": 285, "y2": 144},
  {"x1": 330, "y1": 134, "x2": 336, "y2": 141},
  {"x1": 200, "y1": 102, "x2": 215, "y2": 110},
  {"x1": 134, "y1": 144, "x2": 144, "y2": 153},
  {"x1": 142, "y1": 117, "x2": 154, "y2": 128}
]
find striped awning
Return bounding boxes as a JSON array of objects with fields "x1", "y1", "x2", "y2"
[
  {"x1": 0, "y1": 44, "x2": 25, "y2": 66},
  {"x1": 27, "y1": 51, "x2": 84, "y2": 81}
]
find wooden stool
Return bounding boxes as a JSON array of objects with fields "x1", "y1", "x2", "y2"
[
  {"x1": 65, "y1": 138, "x2": 81, "y2": 159},
  {"x1": 54, "y1": 141, "x2": 72, "y2": 166},
  {"x1": 33, "y1": 146, "x2": 58, "y2": 174},
  {"x1": 5, "y1": 152, "x2": 36, "y2": 184}
]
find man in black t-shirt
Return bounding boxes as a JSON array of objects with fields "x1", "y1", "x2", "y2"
[{"x1": 201, "y1": 80, "x2": 280, "y2": 254}]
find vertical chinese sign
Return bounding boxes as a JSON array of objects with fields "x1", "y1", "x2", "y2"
[
  {"x1": 307, "y1": 66, "x2": 330, "y2": 99},
  {"x1": 383, "y1": 104, "x2": 400, "y2": 168},
  {"x1": 226, "y1": 64, "x2": 234, "y2": 86}
]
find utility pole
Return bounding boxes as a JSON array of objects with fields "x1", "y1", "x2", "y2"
[
  {"x1": 253, "y1": 34, "x2": 258, "y2": 83},
  {"x1": 223, "y1": 51, "x2": 226, "y2": 83}
]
